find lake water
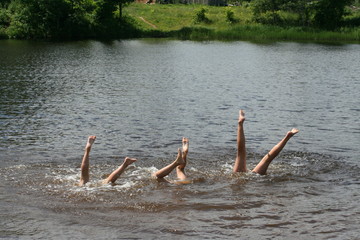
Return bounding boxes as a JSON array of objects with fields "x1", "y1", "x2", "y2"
[{"x1": 0, "y1": 39, "x2": 359, "y2": 239}]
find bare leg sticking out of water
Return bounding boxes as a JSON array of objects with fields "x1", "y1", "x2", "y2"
[
  {"x1": 79, "y1": 136, "x2": 137, "y2": 186},
  {"x1": 233, "y1": 110, "x2": 299, "y2": 175},
  {"x1": 252, "y1": 128, "x2": 299, "y2": 175},
  {"x1": 176, "y1": 137, "x2": 189, "y2": 180},
  {"x1": 104, "y1": 157, "x2": 137, "y2": 184},
  {"x1": 154, "y1": 148, "x2": 185, "y2": 179},
  {"x1": 79, "y1": 136, "x2": 96, "y2": 186},
  {"x1": 233, "y1": 110, "x2": 247, "y2": 173}
]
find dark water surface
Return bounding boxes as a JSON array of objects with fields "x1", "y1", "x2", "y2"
[{"x1": 1, "y1": 40, "x2": 359, "y2": 239}]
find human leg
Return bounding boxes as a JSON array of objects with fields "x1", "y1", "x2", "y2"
[
  {"x1": 104, "y1": 157, "x2": 137, "y2": 184},
  {"x1": 79, "y1": 136, "x2": 96, "y2": 186},
  {"x1": 252, "y1": 128, "x2": 299, "y2": 175},
  {"x1": 233, "y1": 110, "x2": 247, "y2": 172},
  {"x1": 154, "y1": 148, "x2": 185, "y2": 178},
  {"x1": 176, "y1": 137, "x2": 189, "y2": 180}
]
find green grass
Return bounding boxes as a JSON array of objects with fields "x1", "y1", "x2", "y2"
[
  {"x1": 214, "y1": 25, "x2": 360, "y2": 42},
  {"x1": 125, "y1": 4, "x2": 253, "y2": 31},
  {"x1": 124, "y1": 3, "x2": 360, "y2": 42}
]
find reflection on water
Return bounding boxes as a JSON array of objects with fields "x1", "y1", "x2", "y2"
[{"x1": 0, "y1": 40, "x2": 360, "y2": 239}]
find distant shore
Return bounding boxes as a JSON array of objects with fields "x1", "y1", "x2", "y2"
[
  {"x1": 1, "y1": 3, "x2": 359, "y2": 42},
  {"x1": 125, "y1": 4, "x2": 360, "y2": 43}
]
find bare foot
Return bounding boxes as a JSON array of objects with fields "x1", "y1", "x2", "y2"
[
  {"x1": 178, "y1": 137, "x2": 189, "y2": 170},
  {"x1": 175, "y1": 148, "x2": 185, "y2": 166},
  {"x1": 124, "y1": 157, "x2": 137, "y2": 166},
  {"x1": 288, "y1": 128, "x2": 299, "y2": 137},
  {"x1": 238, "y1": 110, "x2": 245, "y2": 124},
  {"x1": 85, "y1": 136, "x2": 96, "y2": 149},
  {"x1": 182, "y1": 137, "x2": 189, "y2": 155}
]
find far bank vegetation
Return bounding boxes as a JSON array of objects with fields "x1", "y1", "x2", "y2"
[{"x1": 0, "y1": 0, "x2": 359, "y2": 42}]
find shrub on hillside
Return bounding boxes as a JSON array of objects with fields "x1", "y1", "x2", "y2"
[{"x1": 193, "y1": 8, "x2": 211, "y2": 24}]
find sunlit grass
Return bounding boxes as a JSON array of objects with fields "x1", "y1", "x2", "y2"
[
  {"x1": 125, "y1": 3, "x2": 253, "y2": 31},
  {"x1": 124, "y1": 3, "x2": 360, "y2": 42}
]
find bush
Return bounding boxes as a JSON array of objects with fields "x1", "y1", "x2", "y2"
[
  {"x1": 0, "y1": 27, "x2": 7, "y2": 38},
  {"x1": 189, "y1": 26, "x2": 213, "y2": 40},
  {"x1": 193, "y1": 8, "x2": 211, "y2": 24},
  {"x1": 226, "y1": 9, "x2": 238, "y2": 23},
  {"x1": 0, "y1": 8, "x2": 10, "y2": 27},
  {"x1": 173, "y1": 26, "x2": 192, "y2": 40},
  {"x1": 253, "y1": 11, "x2": 283, "y2": 25},
  {"x1": 314, "y1": 0, "x2": 352, "y2": 30},
  {"x1": 342, "y1": 13, "x2": 360, "y2": 27}
]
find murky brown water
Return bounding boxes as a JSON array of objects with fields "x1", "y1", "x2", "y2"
[{"x1": 1, "y1": 40, "x2": 359, "y2": 239}]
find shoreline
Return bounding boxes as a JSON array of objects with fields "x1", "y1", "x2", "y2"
[
  {"x1": 1, "y1": 3, "x2": 359, "y2": 43},
  {"x1": 1, "y1": 26, "x2": 359, "y2": 44}
]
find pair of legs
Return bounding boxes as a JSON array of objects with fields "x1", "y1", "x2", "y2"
[
  {"x1": 233, "y1": 110, "x2": 299, "y2": 175},
  {"x1": 79, "y1": 136, "x2": 137, "y2": 186},
  {"x1": 153, "y1": 137, "x2": 189, "y2": 180}
]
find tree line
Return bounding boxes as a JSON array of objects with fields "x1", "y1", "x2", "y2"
[
  {"x1": 246, "y1": 0, "x2": 359, "y2": 30},
  {"x1": 0, "y1": 0, "x2": 359, "y2": 40},
  {"x1": 0, "y1": 0, "x2": 137, "y2": 39}
]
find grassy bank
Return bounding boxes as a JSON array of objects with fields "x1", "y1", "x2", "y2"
[
  {"x1": 174, "y1": 25, "x2": 360, "y2": 42},
  {"x1": 1, "y1": 2, "x2": 359, "y2": 42},
  {"x1": 124, "y1": 3, "x2": 360, "y2": 43}
]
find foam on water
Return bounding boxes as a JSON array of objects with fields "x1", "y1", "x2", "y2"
[{"x1": 1, "y1": 150, "x2": 355, "y2": 202}]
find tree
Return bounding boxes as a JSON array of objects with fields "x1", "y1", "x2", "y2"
[
  {"x1": 281, "y1": 0, "x2": 316, "y2": 27},
  {"x1": 7, "y1": 0, "x2": 71, "y2": 38},
  {"x1": 0, "y1": 0, "x2": 11, "y2": 7},
  {"x1": 314, "y1": 0, "x2": 353, "y2": 29},
  {"x1": 115, "y1": 0, "x2": 134, "y2": 19},
  {"x1": 63, "y1": 0, "x2": 96, "y2": 38},
  {"x1": 96, "y1": 0, "x2": 134, "y2": 22},
  {"x1": 251, "y1": 0, "x2": 290, "y2": 25},
  {"x1": 5, "y1": 0, "x2": 97, "y2": 39},
  {"x1": 95, "y1": 0, "x2": 116, "y2": 23},
  {"x1": 252, "y1": 0, "x2": 287, "y2": 15}
]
